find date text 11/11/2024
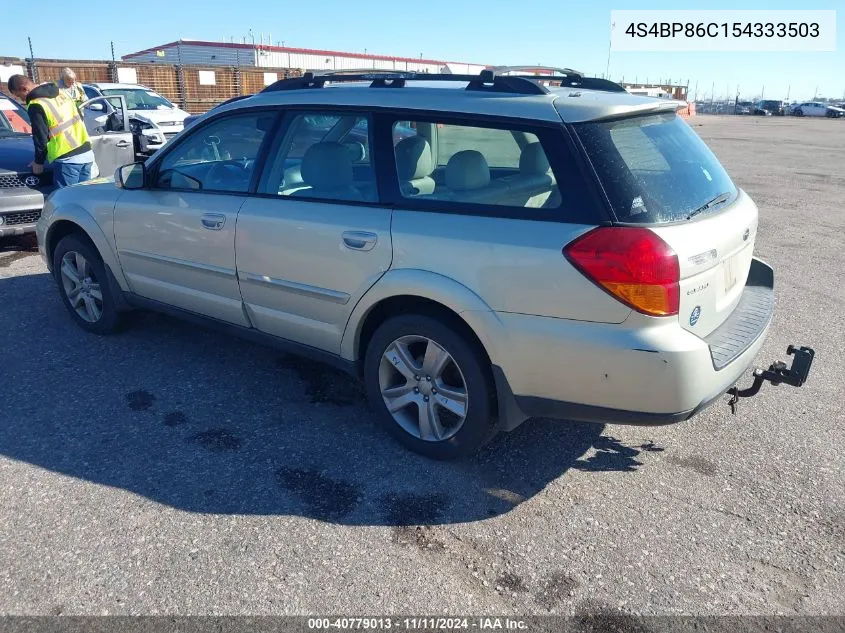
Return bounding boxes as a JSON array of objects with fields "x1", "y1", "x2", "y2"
[{"x1": 308, "y1": 618, "x2": 529, "y2": 630}]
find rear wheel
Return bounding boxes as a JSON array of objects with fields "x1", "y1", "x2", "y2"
[
  {"x1": 52, "y1": 234, "x2": 125, "y2": 334},
  {"x1": 364, "y1": 314, "x2": 495, "y2": 459},
  {"x1": 795, "y1": 108, "x2": 804, "y2": 117}
]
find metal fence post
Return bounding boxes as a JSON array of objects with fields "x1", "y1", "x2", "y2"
[
  {"x1": 176, "y1": 41, "x2": 188, "y2": 111},
  {"x1": 26, "y1": 36, "x2": 38, "y2": 83},
  {"x1": 235, "y1": 49, "x2": 241, "y2": 96},
  {"x1": 108, "y1": 40, "x2": 118, "y2": 82}
]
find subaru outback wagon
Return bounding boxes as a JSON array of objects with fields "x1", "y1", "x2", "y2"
[{"x1": 37, "y1": 70, "x2": 810, "y2": 459}]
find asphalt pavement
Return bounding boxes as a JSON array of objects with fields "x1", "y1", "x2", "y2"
[{"x1": 0, "y1": 115, "x2": 842, "y2": 617}]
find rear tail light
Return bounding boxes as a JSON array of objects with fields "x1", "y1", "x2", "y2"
[{"x1": 564, "y1": 227, "x2": 680, "y2": 316}]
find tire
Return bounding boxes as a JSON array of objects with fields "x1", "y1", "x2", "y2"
[
  {"x1": 364, "y1": 313, "x2": 495, "y2": 460},
  {"x1": 52, "y1": 233, "x2": 125, "y2": 334},
  {"x1": 796, "y1": 108, "x2": 804, "y2": 117}
]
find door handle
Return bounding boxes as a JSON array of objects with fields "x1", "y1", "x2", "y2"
[
  {"x1": 342, "y1": 231, "x2": 378, "y2": 251},
  {"x1": 116, "y1": 140, "x2": 131, "y2": 148},
  {"x1": 201, "y1": 213, "x2": 226, "y2": 230}
]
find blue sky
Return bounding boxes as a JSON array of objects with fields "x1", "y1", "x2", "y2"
[{"x1": 5, "y1": 0, "x2": 842, "y2": 101}]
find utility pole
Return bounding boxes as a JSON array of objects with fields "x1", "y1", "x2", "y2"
[
  {"x1": 711, "y1": 81, "x2": 715, "y2": 105},
  {"x1": 813, "y1": 84, "x2": 818, "y2": 99},
  {"x1": 605, "y1": 21, "x2": 614, "y2": 79},
  {"x1": 694, "y1": 80, "x2": 699, "y2": 102},
  {"x1": 786, "y1": 85, "x2": 791, "y2": 101}
]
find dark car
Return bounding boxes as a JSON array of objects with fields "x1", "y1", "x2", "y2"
[
  {"x1": 0, "y1": 96, "x2": 54, "y2": 238},
  {"x1": 734, "y1": 101, "x2": 753, "y2": 115},
  {"x1": 753, "y1": 100, "x2": 785, "y2": 116}
]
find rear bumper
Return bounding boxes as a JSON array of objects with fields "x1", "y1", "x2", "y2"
[{"x1": 492, "y1": 258, "x2": 774, "y2": 429}]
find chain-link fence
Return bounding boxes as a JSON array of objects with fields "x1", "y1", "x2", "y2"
[{"x1": 1, "y1": 55, "x2": 301, "y2": 114}]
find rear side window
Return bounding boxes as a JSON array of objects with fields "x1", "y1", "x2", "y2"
[
  {"x1": 576, "y1": 113, "x2": 736, "y2": 224},
  {"x1": 393, "y1": 120, "x2": 561, "y2": 211},
  {"x1": 258, "y1": 111, "x2": 377, "y2": 203}
]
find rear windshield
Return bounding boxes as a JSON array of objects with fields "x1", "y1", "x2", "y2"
[{"x1": 575, "y1": 113, "x2": 736, "y2": 224}]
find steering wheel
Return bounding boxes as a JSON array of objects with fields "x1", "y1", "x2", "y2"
[{"x1": 205, "y1": 160, "x2": 251, "y2": 191}]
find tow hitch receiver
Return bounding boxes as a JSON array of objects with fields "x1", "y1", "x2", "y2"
[{"x1": 728, "y1": 345, "x2": 815, "y2": 414}]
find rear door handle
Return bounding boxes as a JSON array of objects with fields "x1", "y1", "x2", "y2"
[
  {"x1": 201, "y1": 213, "x2": 226, "y2": 230},
  {"x1": 116, "y1": 140, "x2": 131, "y2": 148},
  {"x1": 342, "y1": 231, "x2": 378, "y2": 251}
]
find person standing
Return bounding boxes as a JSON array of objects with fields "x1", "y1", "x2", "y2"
[
  {"x1": 58, "y1": 67, "x2": 86, "y2": 110},
  {"x1": 6, "y1": 74, "x2": 95, "y2": 188}
]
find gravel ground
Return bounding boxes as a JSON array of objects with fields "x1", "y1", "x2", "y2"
[{"x1": 0, "y1": 115, "x2": 842, "y2": 617}]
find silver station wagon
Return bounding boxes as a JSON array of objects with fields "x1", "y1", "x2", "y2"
[{"x1": 37, "y1": 69, "x2": 813, "y2": 459}]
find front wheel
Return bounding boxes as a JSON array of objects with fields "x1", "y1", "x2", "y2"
[
  {"x1": 364, "y1": 314, "x2": 495, "y2": 459},
  {"x1": 52, "y1": 234, "x2": 125, "y2": 334},
  {"x1": 795, "y1": 108, "x2": 804, "y2": 117}
]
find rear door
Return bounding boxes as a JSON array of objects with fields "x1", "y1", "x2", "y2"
[
  {"x1": 81, "y1": 96, "x2": 133, "y2": 177},
  {"x1": 574, "y1": 111, "x2": 758, "y2": 337},
  {"x1": 235, "y1": 109, "x2": 392, "y2": 353}
]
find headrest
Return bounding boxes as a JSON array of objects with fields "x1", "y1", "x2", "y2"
[
  {"x1": 395, "y1": 136, "x2": 433, "y2": 180},
  {"x1": 519, "y1": 142, "x2": 550, "y2": 175},
  {"x1": 301, "y1": 142, "x2": 353, "y2": 189},
  {"x1": 445, "y1": 150, "x2": 490, "y2": 191}
]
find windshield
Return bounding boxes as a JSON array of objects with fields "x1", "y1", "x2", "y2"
[
  {"x1": 101, "y1": 88, "x2": 173, "y2": 111},
  {"x1": 575, "y1": 112, "x2": 737, "y2": 224},
  {"x1": 0, "y1": 98, "x2": 32, "y2": 135}
]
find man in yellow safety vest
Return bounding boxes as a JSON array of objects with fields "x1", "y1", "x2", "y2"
[{"x1": 7, "y1": 74, "x2": 95, "y2": 188}]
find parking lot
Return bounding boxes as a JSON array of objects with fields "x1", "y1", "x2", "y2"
[{"x1": 0, "y1": 115, "x2": 843, "y2": 617}]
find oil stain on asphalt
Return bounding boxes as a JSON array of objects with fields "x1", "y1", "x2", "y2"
[
  {"x1": 125, "y1": 390, "x2": 156, "y2": 411},
  {"x1": 190, "y1": 428, "x2": 242, "y2": 452},
  {"x1": 275, "y1": 355, "x2": 364, "y2": 406},
  {"x1": 275, "y1": 467, "x2": 361, "y2": 521},
  {"x1": 163, "y1": 411, "x2": 188, "y2": 427},
  {"x1": 535, "y1": 571, "x2": 581, "y2": 610}
]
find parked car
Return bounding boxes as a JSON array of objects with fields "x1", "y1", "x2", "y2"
[
  {"x1": 1, "y1": 93, "x2": 134, "y2": 238},
  {"x1": 36, "y1": 71, "x2": 813, "y2": 458},
  {"x1": 734, "y1": 101, "x2": 753, "y2": 115},
  {"x1": 82, "y1": 83, "x2": 190, "y2": 154},
  {"x1": 753, "y1": 100, "x2": 785, "y2": 116},
  {"x1": 791, "y1": 102, "x2": 845, "y2": 118}
]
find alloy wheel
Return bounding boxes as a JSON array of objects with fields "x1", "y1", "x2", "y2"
[
  {"x1": 378, "y1": 335, "x2": 469, "y2": 442},
  {"x1": 60, "y1": 251, "x2": 103, "y2": 323}
]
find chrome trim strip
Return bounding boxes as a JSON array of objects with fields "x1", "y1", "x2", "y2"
[
  {"x1": 119, "y1": 249, "x2": 236, "y2": 278},
  {"x1": 241, "y1": 272, "x2": 350, "y2": 304}
]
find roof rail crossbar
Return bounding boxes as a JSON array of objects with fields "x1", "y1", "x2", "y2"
[
  {"x1": 499, "y1": 74, "x2": 627, "y2": 93},
  {"x1": 488, "y1": 65, "x2": 584, "y2": 77},
  {"x1": 260, "y1": 69, "x2": 624, "y2": 95}
]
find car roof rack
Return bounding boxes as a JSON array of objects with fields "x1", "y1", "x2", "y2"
[{"x1": 261, "y1": 68, "x2": 627, "y2": 95}]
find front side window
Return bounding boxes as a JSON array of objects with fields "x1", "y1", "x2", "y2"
[
  {"x1": 259, "y1": 111, "x2": 377, "y2": 203},
  {"x1": 393, "y1": 120, "x2": 560, "y2": 210},
  {"x1": 155, "y1": 112, "x2": 273, "y2": 193}
]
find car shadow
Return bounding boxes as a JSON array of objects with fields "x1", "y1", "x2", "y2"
[{"x1": 0, "y1": 271, "x2": 659, "y2": 526}]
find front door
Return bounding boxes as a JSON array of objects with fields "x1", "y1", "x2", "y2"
[
  {"x1": 236, "y1": 110, "x2": 392, "y2": 353},
  {"x1": 81, "y1": 96, "x2": 134, "y2": 178},
  {"x1": 113, "y1": 110, "x2": 275, "y2": 325}
]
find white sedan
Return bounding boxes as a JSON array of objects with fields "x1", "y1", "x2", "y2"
[{"x1": 791, "y1": 102, "x2": 845, "y2": 118}]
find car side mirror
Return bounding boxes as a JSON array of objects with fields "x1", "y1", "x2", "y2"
[
  {"x1": 87, "y1": 102, "x2": 105, "y2": 112},
  {"x1": 116, "y1": 162, "x2": 146, "y2": 189}
]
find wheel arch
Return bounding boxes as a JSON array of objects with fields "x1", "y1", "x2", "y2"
[
  {"x1": 44, "y1": 206, "x2": 129, "y2": 291},
  {"x1": 342, "y1": 269, "x2": 504, "y2": 365}
]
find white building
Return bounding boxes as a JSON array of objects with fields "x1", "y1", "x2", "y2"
[{"x1": 123, "y1": 40, "x2": 486, "y2": 74}]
